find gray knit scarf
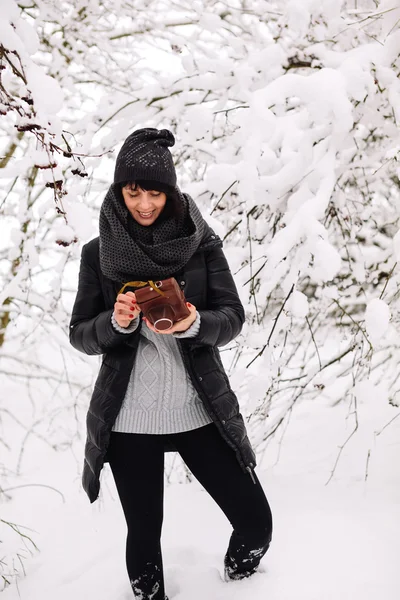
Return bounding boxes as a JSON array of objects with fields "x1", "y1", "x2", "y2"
[{"x1": 99, "y1": 183, "x2": 208, "y2": 283}]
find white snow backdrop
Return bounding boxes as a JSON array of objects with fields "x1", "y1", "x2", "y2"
[{"x1": 0, "y1": 0, "x2": 399, "y2": 598}]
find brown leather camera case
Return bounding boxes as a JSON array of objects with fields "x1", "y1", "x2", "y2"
[{"x1": 134, "y1": 278, "x2": 191, "y2": 331}]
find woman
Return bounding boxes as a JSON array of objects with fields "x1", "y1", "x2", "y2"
[{"x1": 69, "y1": 128, "x2": 273, "y2": 600}]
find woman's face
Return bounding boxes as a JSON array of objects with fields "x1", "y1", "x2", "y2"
[{"x1": 122, "y1": 184, "x2": 167, "y2": 226}]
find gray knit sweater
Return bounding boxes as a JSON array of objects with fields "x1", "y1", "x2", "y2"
[{"x1": 111, "y1": 312, "x2": 212, "y2": 434}]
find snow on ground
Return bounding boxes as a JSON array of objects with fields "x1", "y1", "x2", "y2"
[{"x1": 1, "y1": 397, "x2": 399, "y2": 600}]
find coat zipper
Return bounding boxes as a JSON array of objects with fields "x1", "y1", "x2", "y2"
[{"x1": 246, "y1": 465, "x2": 256, "y2": 485}]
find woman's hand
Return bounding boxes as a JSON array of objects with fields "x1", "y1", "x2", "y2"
[
  {"x1": 113, "y1": 291, "x2": 141, "y2": 328},
  {"x1": 143, "y1": 302, "x2": 197, "y2": 335}
]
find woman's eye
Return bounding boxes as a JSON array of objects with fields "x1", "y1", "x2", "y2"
[{"x1": 151, "y1": 192, "x2": 161, "y2": 197}]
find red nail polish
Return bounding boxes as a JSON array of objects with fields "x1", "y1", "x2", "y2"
[{"x1": 129, "y1": 314, "x2": 134, "y2": 318}]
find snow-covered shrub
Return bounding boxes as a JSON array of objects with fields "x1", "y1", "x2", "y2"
[{"x1": 1, "y1": 0, "x2": 400, "y2": 587}]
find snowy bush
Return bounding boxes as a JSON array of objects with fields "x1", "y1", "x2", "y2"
[{"x1": 1, "y1": 0, "x2": 400, "y2": 588}]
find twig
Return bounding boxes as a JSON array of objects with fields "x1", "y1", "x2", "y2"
[
  {"x1": 223, "y1": 219, "x2": 241, "y2": 241},
  {"x1": 379, "y1": 262, "x2": 397, "y2": 300},
  {"x1": 325, "y1": 396, "x2": 359, "y2": 485},
  {"x1": 246, "y1": 214, "x2": 260, "y2": 325},
  {"x1": 0, "y1": 519, "x2": 39, "y2": 551},
  {"x1": 332, "y1": 298, "x2": 372, "y2": 351},
  {"x1": 0, "y1": 483, "x2": 65, "y2": 502},
  {"x1": 332, "y1": 7, "x2": 398, "y2": 39},
  {"x1": 272, "y1": 407, "x2": 293, "y2": 466},
  {"x1": 96, "y1": 99, "x2": 140, "y2": 132},
  {"x1": 243, "y1": 258, "x2": 268, "y2": 286},
  {"x1": 384, "y1": 16, "x2": 400, "y2": 40},
  {"x1": 364, "y1": 449, "x2": 371, "y2": 482},
  {"x1": 306, "y1": 315, "x2": 322, "y2": 370},
  {"x1": 246, "y1": 284, "x2": 295, "y2": 368},
  {"x1": 375, "y1": 411, "x2": 400, "y2": 437},
  {"x1": 213, "y1": 105, "x2": 249, "y2": 115},
  {"x1": 210, "y1": 180, "x2": 238, "y2": 214}
]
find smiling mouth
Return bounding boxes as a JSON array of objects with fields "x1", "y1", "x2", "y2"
[{"x1": 138, "y1": 211, "x2": 154, "y2": 218}]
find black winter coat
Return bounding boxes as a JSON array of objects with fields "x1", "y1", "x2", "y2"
[{"x1": 69, "y1": 230, "x2": 256, "y2": 503}]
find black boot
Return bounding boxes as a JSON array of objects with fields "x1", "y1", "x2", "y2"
[{"x1": 223, "y1": 551, "x2": 259, "y2": 582}]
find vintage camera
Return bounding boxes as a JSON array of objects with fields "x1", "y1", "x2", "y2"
[{"x1": 134, "y1": 278, "x2": 191, "y2": 331}]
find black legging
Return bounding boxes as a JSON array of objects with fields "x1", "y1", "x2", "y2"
[{"x1": 107, "y1": 423, "x2": 273, "y2": 599}]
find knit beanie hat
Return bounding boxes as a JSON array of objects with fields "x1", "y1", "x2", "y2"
[{"x1": 114, "y1": 128, "x2": 177, "y2": 191}]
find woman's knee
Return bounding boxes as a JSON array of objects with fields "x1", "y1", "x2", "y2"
[
  {"x1": 247, "y1": 476, "x2": 272, "y2": 519},
  {"x1": 236, "y1": 495, "x2": 273, "y2": 543},
  {"x1": 126, "y1": 524, "x2": 163, "y2": 551},
  {"x1": 125, "y1": 511, "x2": 163, "y2": 540},
  {"x1": 243, "y1": 518, "x2": 272, "y2": 548}
]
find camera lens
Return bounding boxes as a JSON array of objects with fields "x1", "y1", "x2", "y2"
[{"x1": 154, "y1": 318, "x2": 173, "y2": 331}]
